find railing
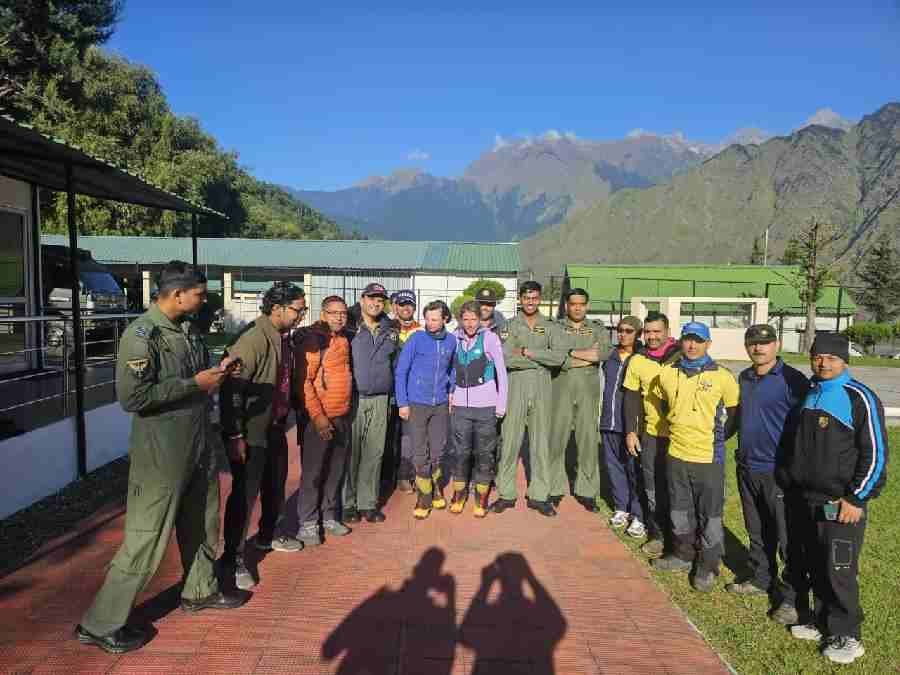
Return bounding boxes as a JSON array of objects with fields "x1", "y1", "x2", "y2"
[{"x1": 0, "y1": 313, "x2": 142, "y2": 440}]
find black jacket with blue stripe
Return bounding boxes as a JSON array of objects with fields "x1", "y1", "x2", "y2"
[{"x1": 783, "y1": 370, "x2": 888, "y2": 507}]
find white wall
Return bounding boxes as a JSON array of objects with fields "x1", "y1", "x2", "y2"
[{"x1": 0, "y1": 402, "x2": 131, "y2": 518}]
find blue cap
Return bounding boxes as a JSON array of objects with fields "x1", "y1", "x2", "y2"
[
  {"x1": 681, "y1": 321, "x2": 711, "y2": 341},
  {"x1": 391, "y1": 289, "x2": 416, "y2": 306}
]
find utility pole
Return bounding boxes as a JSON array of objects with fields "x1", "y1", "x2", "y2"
[{"x1": 763, "y1": 226, "x2": 770, "y2": 266}]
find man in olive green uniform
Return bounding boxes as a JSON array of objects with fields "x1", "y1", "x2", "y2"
[
  {"x1": 75, "y1": 262, "x2": 249, "y2": 655},
  {"x1": 491, "y1": 281, "x2": 566, "y2": 518},
  {"x1": 549, "y1": 288, "x2": 611, "y2": 511}
]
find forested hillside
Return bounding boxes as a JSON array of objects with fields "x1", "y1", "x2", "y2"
[{"x1": 0, "y1": 0, "x2": 346, "y2": 239}]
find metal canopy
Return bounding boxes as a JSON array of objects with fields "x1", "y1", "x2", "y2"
[{"x1": 0, "y1": 116, "x2": 225, "y2": 217}]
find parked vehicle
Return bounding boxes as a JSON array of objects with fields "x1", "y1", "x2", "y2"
[{"x1": 41, "y1": 245, "x2": 129, "y2": 362}]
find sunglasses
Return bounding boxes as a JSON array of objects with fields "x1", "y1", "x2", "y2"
[{"x1": 616, "y1": 327, "x2": 636, "y2": 334}]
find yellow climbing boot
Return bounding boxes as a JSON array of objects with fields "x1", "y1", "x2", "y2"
[
  {"x1": 449, "y1": 480, "x2": 467, "y2": 514},
  {"x1": 413, "y1": 476, "x2": 432, "y2": 519},
  {"x1": 473, "y1": 483, "x2": 491, "y2": 518}
]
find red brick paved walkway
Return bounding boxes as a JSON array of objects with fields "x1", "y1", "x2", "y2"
[{"x1": 0, "y1": 428, "x2": 728, "y2": 674}]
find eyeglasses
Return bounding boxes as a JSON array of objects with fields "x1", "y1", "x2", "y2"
[
  {"x1": 617, "y1": 327, "x2": 636, "y2": 334},
  {"x1": 325, "y1": 310, "x2": 348, "y2": 317}
]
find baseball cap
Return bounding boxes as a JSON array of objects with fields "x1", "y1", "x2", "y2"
[
  {"x1": 745, "y1": 324, "x2": 777, "y2": 345},
  {"x1": 681, "y1": 321, "x2": 711, "y2": 341},
  {"x1": 391, "y1": 289, "x2": 416, "y2": 306},
  {"x1": 475, "y1": 287, "x2": 498, "y2": 304},
  {"x1": 362, "y1": 282, "x2": 388, "y2": 298}
]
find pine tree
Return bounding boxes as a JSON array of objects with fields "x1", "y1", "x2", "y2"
[
  {"x1": 854, "y1": 234, "x2": 900, "y2": 322},
  {"x1": 750, "y1": 236, "x2": 765, "y2": 265}
]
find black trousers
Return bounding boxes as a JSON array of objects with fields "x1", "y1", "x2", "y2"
[
  {"x1": 736, "y1": 467, "x2": 795, "y2": 603},
  {"x1": 409, "y1": 403, "x2": 449, "y2": 479},
  {"x1": 223, "y1": 423, "x2": 289, "y2": 561},
  {"x1": 787, "y1": 496, "x2": 867, "y2": 638},
  {"x1": 451, "y1": 406, "x2": 497, "y2": 486},
  {"x1": 668, "y1": 456, "x2": 725, "y2": 575},
  {"x1": 639, "y1": 434, "x2": 670, "y2": 542},
  {"x1": 297, "y1": 415, "x2": 351, "y2": 526}
]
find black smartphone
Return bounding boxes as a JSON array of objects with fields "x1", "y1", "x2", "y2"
[{"x1": 224, "y1": 357, "x2": 243, "y2": 373}]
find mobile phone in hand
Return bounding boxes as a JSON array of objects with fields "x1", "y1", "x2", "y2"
[{"x1": 224, "y1": 357, "x2": 243, "y2": 373}]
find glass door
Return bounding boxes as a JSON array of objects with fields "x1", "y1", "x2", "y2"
[{"x1": 0, "y1": 208, "x2": 33, "y2": 375}]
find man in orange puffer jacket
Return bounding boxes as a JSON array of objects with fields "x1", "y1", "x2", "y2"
[{"x1": 294, "y1": 295, "x2": 354, "y2": 546}]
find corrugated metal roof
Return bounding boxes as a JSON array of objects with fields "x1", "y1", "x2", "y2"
[
  {"x1": 564, "y1": 264, "x2": 856, "y2": 312},
  {"x1": 39, "y1": 235, "x2": 520, "y2": 274},
  {"x1": 1, "y1": 117, "x2": 224, "y2": 218}
]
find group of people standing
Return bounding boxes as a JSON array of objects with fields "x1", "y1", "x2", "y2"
[{"x1": 75, "y1": 262, "x2": 887, "y2": 667}]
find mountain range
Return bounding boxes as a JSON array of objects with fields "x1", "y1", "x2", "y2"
[
  {"x1": 519, "y1": 102, "x2": 900, "y2": 280},
  {"x1": 289, "y1": 108, "x2": 858, "y2": 242}
]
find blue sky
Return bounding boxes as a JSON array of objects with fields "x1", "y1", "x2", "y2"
[{"x1": 108, "y1": 0, "x2": 900, "y2": 191}]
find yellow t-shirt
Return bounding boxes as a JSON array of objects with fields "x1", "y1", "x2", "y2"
[
  {"x1": 657, "y1": 362, "x2": 740, "y2": 464},
  {"x1": 622, "y1": 353, "x2": 669, "y2": 437},
  {"x1": 398, "y1": 321, "x2": 422, "y2": 345}
]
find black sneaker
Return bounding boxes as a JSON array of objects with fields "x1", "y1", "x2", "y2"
[
  {"x1": 75, "y1": 624, "x2": 148, "y2": 654},
  {"x1": 361, "y1": 509, "x2": 386, "y2": 523},
  {"x1": 489, "y1": 498, "x2": 517, "y2": 514},
  {"x1": 181, "y1": 590, "x2": 251, "y2": 613},
  {"x1": 343, "y1": 507, "x2": 361, "y2": 523},
  {"x1": 527, "y1": 499, "x2": 558, "y2": 517},
  {"x1": 549, "y1": 495, "x2": 563, "y2": 507}
]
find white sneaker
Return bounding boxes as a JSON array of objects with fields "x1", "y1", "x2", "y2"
[
  {"x1": 626, "y1": 518, "x2": 647, "y2": 539},
  {"x1": 609, "y1": 510, "x2": 629, "y2": 529},
  {"x1": 791, "y1": 624, "x2": 823, "y2": 642},
  {"x1": 822, "y1": 636, "x2": 865, "y2": 664}
]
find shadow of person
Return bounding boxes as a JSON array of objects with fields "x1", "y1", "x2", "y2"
[
  {"x1": 461, "y1": 552, "x2": 566, "y2": 675},
  {"x1": 322, "y1": 547, "x2": 456, "y2": 675},
  {"x1": 721, "y1": 525, "x2": 751, "y2": 578}
]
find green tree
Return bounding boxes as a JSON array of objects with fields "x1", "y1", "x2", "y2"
[
  {"x1": 750, "y1": 236, "x2": 765, "y2": 265},
  {"x1": 778, "y1": 219, "x2": 844, "y2": 351},
  {"x1": 462, "y1": 278, "x2": 507, "y2": 302},
  {"x1": 844, "y1": 322, "x2": 894, "y2": 355},
  {"x1": 780, "y1": 236, "x2": 803, "y2": 265},
  {"x1": 854, "y1": 234, "x2": 900, "y2": 323},
  {"x1": 3, "y1": 3, "x2": 344, "y2": 241}
]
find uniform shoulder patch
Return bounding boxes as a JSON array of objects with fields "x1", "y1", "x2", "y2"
[
  {"x1": 126, "y1": 358, "x2": 150, "y2": 377},
  {"x1": 499, "y1": 328, "x2": 509, "y2": 341},
  {"x1": 133, "y1": 324, "x2": 150, "y2": 339}
]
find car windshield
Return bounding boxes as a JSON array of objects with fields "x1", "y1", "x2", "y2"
[{"x1": 80, "y1": 271, "x2": 122, "y2": 294}]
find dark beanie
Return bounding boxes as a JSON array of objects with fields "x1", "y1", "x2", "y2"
[{"x1": 810, "y1": 333, "x2": 850, "y2": 363}]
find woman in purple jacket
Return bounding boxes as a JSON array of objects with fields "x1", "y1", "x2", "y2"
[
  {"x1": 448, "y1": 301, "x2": 508, "y2": 518},
  {"x1": 395, "y1": 301, "x2": 457, "y2": 519}
]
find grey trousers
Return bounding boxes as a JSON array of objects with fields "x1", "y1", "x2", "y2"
[{"x1": 344, "y1": 394, "x2": 389, "y2": 511}]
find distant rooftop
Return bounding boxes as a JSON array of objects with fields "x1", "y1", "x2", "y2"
[{"x1": 39, "y1": 235, "x2": 520, "y2": 274}]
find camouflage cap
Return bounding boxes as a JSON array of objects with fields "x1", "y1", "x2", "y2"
[
  {"x1": 744, "y1": 324, "x2": 778, "y2": 345},
  {"x1": 475, "y1": 287, "x2": 498, "y2": 304}
]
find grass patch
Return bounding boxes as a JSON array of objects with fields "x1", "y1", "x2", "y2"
[
  {"x1": 602, "y1": 429, "x2": 900, "y2": 674},
  {"x1": 778, "y1": 352, "x2": 900, "y2": 369}
]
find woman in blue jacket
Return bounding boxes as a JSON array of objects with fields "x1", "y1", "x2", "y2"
[{"x1": 395, "y1": 300, "x2": 457, "y2": 519}]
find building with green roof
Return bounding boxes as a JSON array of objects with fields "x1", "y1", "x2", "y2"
[{"x1": 39, "y1": 235, "x2": 521, "y2": 328}]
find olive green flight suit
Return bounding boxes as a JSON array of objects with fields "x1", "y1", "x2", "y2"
[
  {"x1": 81, "y1": 304, "x2": 220, "y2": 637},
  {"x1": 497, "y1": 313, "x2": 566, "y2": 502},
  {"x1": 549, "y1": 320, "x2": 611, "y2": 499}
]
